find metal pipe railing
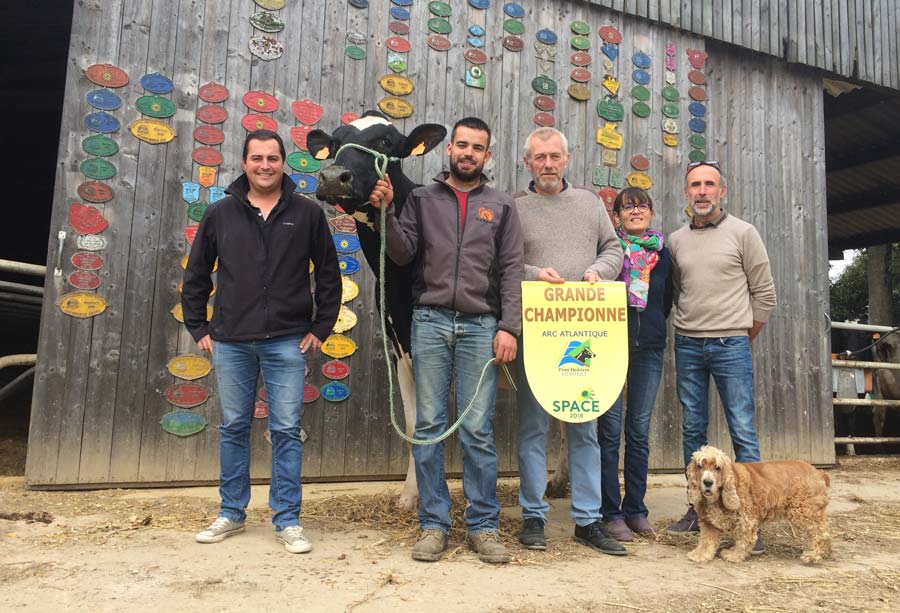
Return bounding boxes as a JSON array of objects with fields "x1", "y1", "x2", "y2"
[
  {"x1": 0, "y1": 259, "x2": 46, "y2": 277},
  {"x1": 0, "y1": 280, "x2": 43, "y2": 296}
]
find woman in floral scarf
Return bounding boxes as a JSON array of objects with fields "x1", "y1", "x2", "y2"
[{"x1": 598, "y1": 187, "x2": 673, "y2": 542}]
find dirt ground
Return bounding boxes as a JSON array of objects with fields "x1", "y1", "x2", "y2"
[{"x1": 2, "y1": 457, "x2": 900, "y2": 612}]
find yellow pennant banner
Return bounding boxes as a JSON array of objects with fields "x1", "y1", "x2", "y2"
[{"x1": 521, "y1": 281, "x2": 629, "y2": 423}]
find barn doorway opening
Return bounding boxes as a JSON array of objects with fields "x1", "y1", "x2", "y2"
[{"x1": 824, "y1": 79, "x2": 900, "y2": 457}]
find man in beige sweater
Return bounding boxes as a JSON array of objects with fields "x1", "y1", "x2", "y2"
[{"x1": 666, "y1": 161, "x2": 776, "y2": 548}]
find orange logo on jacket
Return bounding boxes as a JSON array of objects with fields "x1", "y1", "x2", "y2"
[{"x1": 477, "y1": 207, "x2": 494, "y2": 222}]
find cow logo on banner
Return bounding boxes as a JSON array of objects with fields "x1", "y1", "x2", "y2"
[{"x1": 521, "y1": 281, "x2": 628, "y2": 423}]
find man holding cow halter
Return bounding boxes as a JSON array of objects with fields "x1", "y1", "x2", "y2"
[{"x1": 369, "y1": 117, "x2": 524, "y2": 564}]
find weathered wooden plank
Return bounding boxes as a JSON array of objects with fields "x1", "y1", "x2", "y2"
[
  {"x1": 856, "y1": 0, "x2": 869, "y2": 81},
  {"x1": 835, "y1": 0, "x2": 848, "y2": 76},
  {"x1": 822, "y1": 0, "x2": 833, "y2": 72}
]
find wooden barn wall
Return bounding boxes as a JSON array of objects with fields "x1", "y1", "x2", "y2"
[
  {"x1": 27, "y1": 0, "x2": 832, "y2": 487},
  {"x1": 593, "y1": 0, "x2": 900, "y2": 91}
]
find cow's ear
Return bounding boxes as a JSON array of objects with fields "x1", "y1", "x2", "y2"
[
  {"x1": 401, "y1": 124, "x2": 447, "y2": 158},
  {"x1": 307, "y1": 130, "x2": 334, "y2": 160}
]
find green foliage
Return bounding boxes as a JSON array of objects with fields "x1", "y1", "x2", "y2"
[{"x1": 829, "y1": 244, "x2": 900, "y2": 324}]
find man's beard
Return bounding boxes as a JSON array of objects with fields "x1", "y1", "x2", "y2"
[
  {"x1": 535, "y1": 173, "x2": 562, "y2": 192},
  {"x1": 449, "y1": 156, "x2": 483, "y2": 182}
]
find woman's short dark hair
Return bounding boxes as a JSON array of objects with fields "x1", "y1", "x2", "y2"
[
  {"x1": 612, "y1": 187, "x2": 653, "y2": 213},
  {"x1": 242, "y1": 129, "x2": 286, "y2": 161}
]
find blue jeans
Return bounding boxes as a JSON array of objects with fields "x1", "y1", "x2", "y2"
[
  {"x1": 212, "y1": 335, "x2": 306, "y2": 530},
  {"x1": 410, "y1": 306, "x2": 500, "y2": 535},
  {"x1": 675, "y1": 335, "x2": 761, "y2": 466},
  {"x1": 598, "y1": 346, "x2": 664, "y2": 521},
  {"x1": 516, "y1": 341, "x2": 603, "y2": 527}
]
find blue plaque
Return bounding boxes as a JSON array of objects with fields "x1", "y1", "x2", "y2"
[
  {"x1": 688, "y1": 118, "x2": 707, "y2": 133},
  {"x1": 632, "y1": 69, "x2": 651, "y2": 85},
  {"x1": 349, "y1": 0, "x2": 369, "y2": 7},
  {"x1": 468, "y1": 25, "x2": 485, "y2": 36},
  {"x1": 468, "y1": 0, "x2": 490, "y2": 9},
  {"x1": 689, "y1": 102, "x2": 707, "y2": 117},
  {"x1": 632, "y1": 52, "x2": 651, "y2": 69},
  {"x1": 601, "y1": 42, "x2": 619, "y2": 61},
  {"x1": 209, "y1": 186, "x2": 226, "y2": 203},
  {"x1": 389, "y1": 6, "x2": 409, "y2": 20},
  {"x1": 182, "y1": 181, "x2": 201, "y2": 204},
  {"x1": 86, "y1": 89, "x2": 122, "y2": 111},
  {"x1": 140, "y1": 72, "x2": 174, "y2": 94},
  {"x1": 536, "y1": 28, "x2": 558, "y2": 45},
  {"x1": 391, "y1": 0, "x2": 412, "y2": 6},
  {"x1": 291, "y1": 173, "x2": 318, "y2": 194},
  {"x1": 338, "y1": 255, "x2": 360, "y2": 275},
  {"x1": 321, "y1": 381, "x2": 351, "y2": 402},
  {"x1": 333, "y1": 233, "x2": 361, "y2": 254},
  {"x1": 84, "y1": 111, "x2": 120, "y2": 133},
  {"x1": 503, "y1": 2, "x2": 525, "y2": 18},
  {"x1": 467, "y1": 36, "x2": 484, "y2": 48}
]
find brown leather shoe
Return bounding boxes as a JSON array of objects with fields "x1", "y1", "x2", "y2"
[
  {"x1": 625, "y1": 516, "x2": 655, "y2": 535},
  {"x1": 603, "y1": 518, "x2": 634, "y2": 542},
  {"x1": 468, "y1": 531, "x2": 510, "y2": 564}
]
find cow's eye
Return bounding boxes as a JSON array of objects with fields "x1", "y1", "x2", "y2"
[{"x1": 380, "y1": 137, "x2": 392, "y2": 149}]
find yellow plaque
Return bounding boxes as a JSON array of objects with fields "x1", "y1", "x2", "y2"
[
  {"x1": 596, "y1": 122, "x2": 623, "y2": 150},
  {"x1": 332, "y1": 305, "x2": 358, "y2": 333},
  {"x1": 378, "y1": 74, "x2": 414, "y2": 96},
  {"x1": 58, "y1": 291, "x2": 108, "y2": 318},
  {"x1": 663, "y1": 133, "x2": 678, "y2": 147},
  {"x1": 254, "y1": 0, "x2": 285, "y2": 9},
  {"x1": 129, "y1": 118, "x2": 176, "y2": 144},
  {"x1": 181, "y1": 256, "x2": 218, "y2": 271},
  {"x1": 197, "y1": 166, "x2": 217, "y2": 188},
  {"x1": 322, "y1": 334, "x2": 357, "y2": 359},
  {"x1": 309, "y1": 261, "x2": 314, "y2": 273},
  {"x1": 601, "y1": 149, "x2": 617, "y2": 167},
  {"x1": 341, "y1": 277, "x2": 359, "y2": 303},
  {"x1": 171, "y1": 303, "x2": 213, "y2": 323},
  {"x1": 377, "y1": 96, "x2": 413, "y2": 119},
  {"x1": 167, "y1": 354, "x2": 212, "y2": 380},
  {"x1": 627, "y1": 172, "x2": 653, "y2": 189},
  {"x1": 520, "y1": 281, "x2": 628, "y2": 423},
  {"x1": 601, "y1": 74, "x2": 620, "y2": 96}
]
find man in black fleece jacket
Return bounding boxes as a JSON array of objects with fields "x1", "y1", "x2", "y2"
[{"x1": 182, "y1": 130, "x2": 340, "y2": 554}]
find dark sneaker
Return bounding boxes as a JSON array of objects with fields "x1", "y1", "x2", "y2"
[
  {"x1": 667, "y1": 506, "x2": 700, "y2": 533},
  {"x1": 195, "y1": 517, "x2": 245, "y2": 543},
  {"x1": 519, "y1": 518, "x2": 547, "y2": 550},
  {"x1": 603, "y1": 518, "x2": 634, "y2": 542},
  {"x1": 468, "y1": 531, "x2": 511, "y2": 564},
  {"x1": 751, "y1": 532, "x2": 765, "y2": 555},
  {"x1": 412, "y1": 529, "x2": 448, "y2": 562},
  {"x1": 574, "y1": 521, "x2": 627, "y2": 556},
  {"x1": 625, "y1": 516, "x2": 655, "y2": 535}
]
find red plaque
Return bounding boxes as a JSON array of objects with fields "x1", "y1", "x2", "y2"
[
  {"x1": 303, "y1": 384, "x2": 320, "y2": 403},
  {"x1": 464, "y1": 49, "x2": 487, "y2": 65},
  {"x1": 290, "y1": 126, "x2": 312, "y2": 150},
  {"x1": 597, "y1": 186, "x2": 618, "y2": 207},
  {"x1": 243, "y1": 90, "x2": 279, "y2": 113},
  {"x1": 427, "y1": 35, "x2": 452, "y2": 51},
  {"x1": 534, "y1": 96, "x2": 555, "y2": 112},
  {"x1": 193, "y1": 125, "x2": 225, "y2": 145},
  {"x1": 570, "y1": 68, "x2": 591, "y2": 83},
  {"x1": 341, "y1": 112, "x2": 360, "y2": 125},
  {"x1": 322, "y1": 360, "x2": 350, "y2": 380},
  {"x1": 241, "y1": 113, "x2": 278, "y2": 132},
  {"x1": 69, "y1": 203, "x2": 108, "y2": 235},
  {"x1": 630, "y1": 155, "x2": 650, "y2": 171},
  {"x1": 78, "y1": 180, "x2": 114, "y2": 203},
  {"x1": 72, "y1": 251, "x2": 104, "y2": 270},
  {"x1": 164, "y1": 382, "x2": 210, "y2": 409},
  {"x1": 688, "y1": 86, "x2": 707, "y2": 101},
  {"x1": 254, "y1": 400, "x2": 269, "y2": 419},
  {"x1": 386, "y1": 36, "x2": 412, "y2": 53},
  {"x1": 598, "y1": 26, "x2": 623, "y2": 44},
  {"x1": 198, "y1": 104, "x2": 228, "y2": 124},
  {"x1": 389, "y1": 21, "x2": 409, "y2": 35},
  {"x1": 198, "y1": 82, "x2": 229, "y2": 103},
  {"x1": 192, "y1": 146, "x2": 224, "y2": 166},
  {"x1": 329, "y1": 215, "x2": 358, "y2": 233},
  {"x1": 292, "y1": 99, "x2": 324, "y2": 126},
  {"x1": 68, "y1": 270, "x2": 101, "y2": 290},
  {"x1": 534, "y1": 112, "x2": 555, "y2": 127},
  {"x1": 86, "y1": 63, "x2": 129, "y2": 88},
  {"x1": 502, "y1": 36, "x2": 524, "y2": 52},
  {"x1": 184, "y1": 225, "x2": 199, "y2": 245},
  {"x1": 571, "y1": 51, "x2": 592, "y2": 66},
  {"x1": 686, "y1": 48, "x2": 708, "y2": 69},
  {"x1": 688, "y1": 70, "x2": 706, "y2": 85}
]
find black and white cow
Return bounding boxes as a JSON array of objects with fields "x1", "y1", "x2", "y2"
[{"x1": 308, "y1": 113, "x2": 446, "y2": 510}]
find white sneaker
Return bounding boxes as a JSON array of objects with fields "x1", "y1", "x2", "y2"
[
  {"x1": 276, "y1": 525, "x2": 313, "y2": 553},
  {"x1": 195, "y1": 517, "x2": 245, "y2": 543}
]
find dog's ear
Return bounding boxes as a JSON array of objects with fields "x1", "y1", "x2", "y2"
[
  {"x1": 686, "y1": 460, "x2": 702, "y2": 508},
  {"x1": 721, "y1": 458, "x2": 741, "y2": 511}
]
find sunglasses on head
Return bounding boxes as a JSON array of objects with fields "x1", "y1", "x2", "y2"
[{"x1": 686, "y1": 160, "x2": 720, "y2": 171}]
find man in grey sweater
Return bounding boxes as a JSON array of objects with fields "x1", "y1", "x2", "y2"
[
  {"x1": 666, "y1": 161, "x2": 777, "y2": 551},
  {"x1": 514, "y1": 127, "x2": 625, "y2": 555}
]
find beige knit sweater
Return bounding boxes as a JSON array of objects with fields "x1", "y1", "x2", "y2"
[{"x1": 669, "y1": 213, "x2": 776, "y2": 337}]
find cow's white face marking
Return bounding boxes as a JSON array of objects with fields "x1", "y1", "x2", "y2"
[{"x1": 350, "y1": 116, "x2": 392, "y2": 131}]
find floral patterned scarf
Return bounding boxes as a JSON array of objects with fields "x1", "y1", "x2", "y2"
[{"x1": 617, "y1": 228, "x2": 663, "y2": 311}]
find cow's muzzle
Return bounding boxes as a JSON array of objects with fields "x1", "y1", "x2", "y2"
[{"x1": 316, "y1": 165, "x2": 354, "y2": 201}]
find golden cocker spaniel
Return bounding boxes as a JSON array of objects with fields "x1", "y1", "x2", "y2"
[{"x1": 686, "y1": 445, "x2": 832, "y2": 564}]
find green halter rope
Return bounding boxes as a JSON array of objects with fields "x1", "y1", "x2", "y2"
[{"x1": 332, "y1": 142, "x2": 510, "y2": 445}]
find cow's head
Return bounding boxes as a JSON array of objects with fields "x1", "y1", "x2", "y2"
[{"x1": 308, "y1": 112, "x2": 446, "y2": 212}]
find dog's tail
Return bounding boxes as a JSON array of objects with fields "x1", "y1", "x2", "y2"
[{"x1": 819, "y1": 470, "x2": 830, "y2": 489}]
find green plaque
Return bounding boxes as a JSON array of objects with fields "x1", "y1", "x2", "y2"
[
  {"x1": 689, "y1": 134, "x2": 707, "y2": 149},
  {"x1": 82, "y1": 134, "x2": 119, "y2": 157},
  {"x1": 631, "y1": 85, "x2": 650, "y2": 101},
  {"x1": 503, "y1": 19, "x2": 525, "y2": 35},
  {"x1": 662, "y1": 103, "x2": 680, "y2": 118},
  {"x1": 689, "y1": 149, "x2": 707, "y2": 162},
  {"x1": 570, "y1": 20, "x2": 590, "y2": 35},
  {"x1": 80, "y1": 158, "x2": 117, "y2": 180},
  {"x1": 531, "y1": 75, "x2": 558, "y2": 95},
  {"x1": 427, "y1": 17, "x2": 452, "y2": 35},
  {"x1": 597, "y1": 98, "x2": 625, "y2": 122},
  {"x1": 662, "y1": 85, "x2": 680, "y2": 101},
  {"x1": 187, "y1": 201, "x2": 210, "y2": 222},
  {"x1": 287, "y1": 151, "x2": 321, "y2": 172},
  {"x1": 609, "y1": 168, "x2": 626, "y2": 189},
  {"x1": 345, "y1": 45, "x2": 366, "y2": 60},
  {"x1": 428, "y1": 1, "x2": 452, "y2": 17},
  {"x1": 135, "y1": 95, "x2": 176, "y2": 119},
  {"x1": 570, "y1": 35, "x2": 591, "y2": 50},
  {"x1": 592, "y1": 166, "x2": 609, "y2": 186},
  {"x1": 632, "y1": 102, "x2": 651, "y2": 118}
]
